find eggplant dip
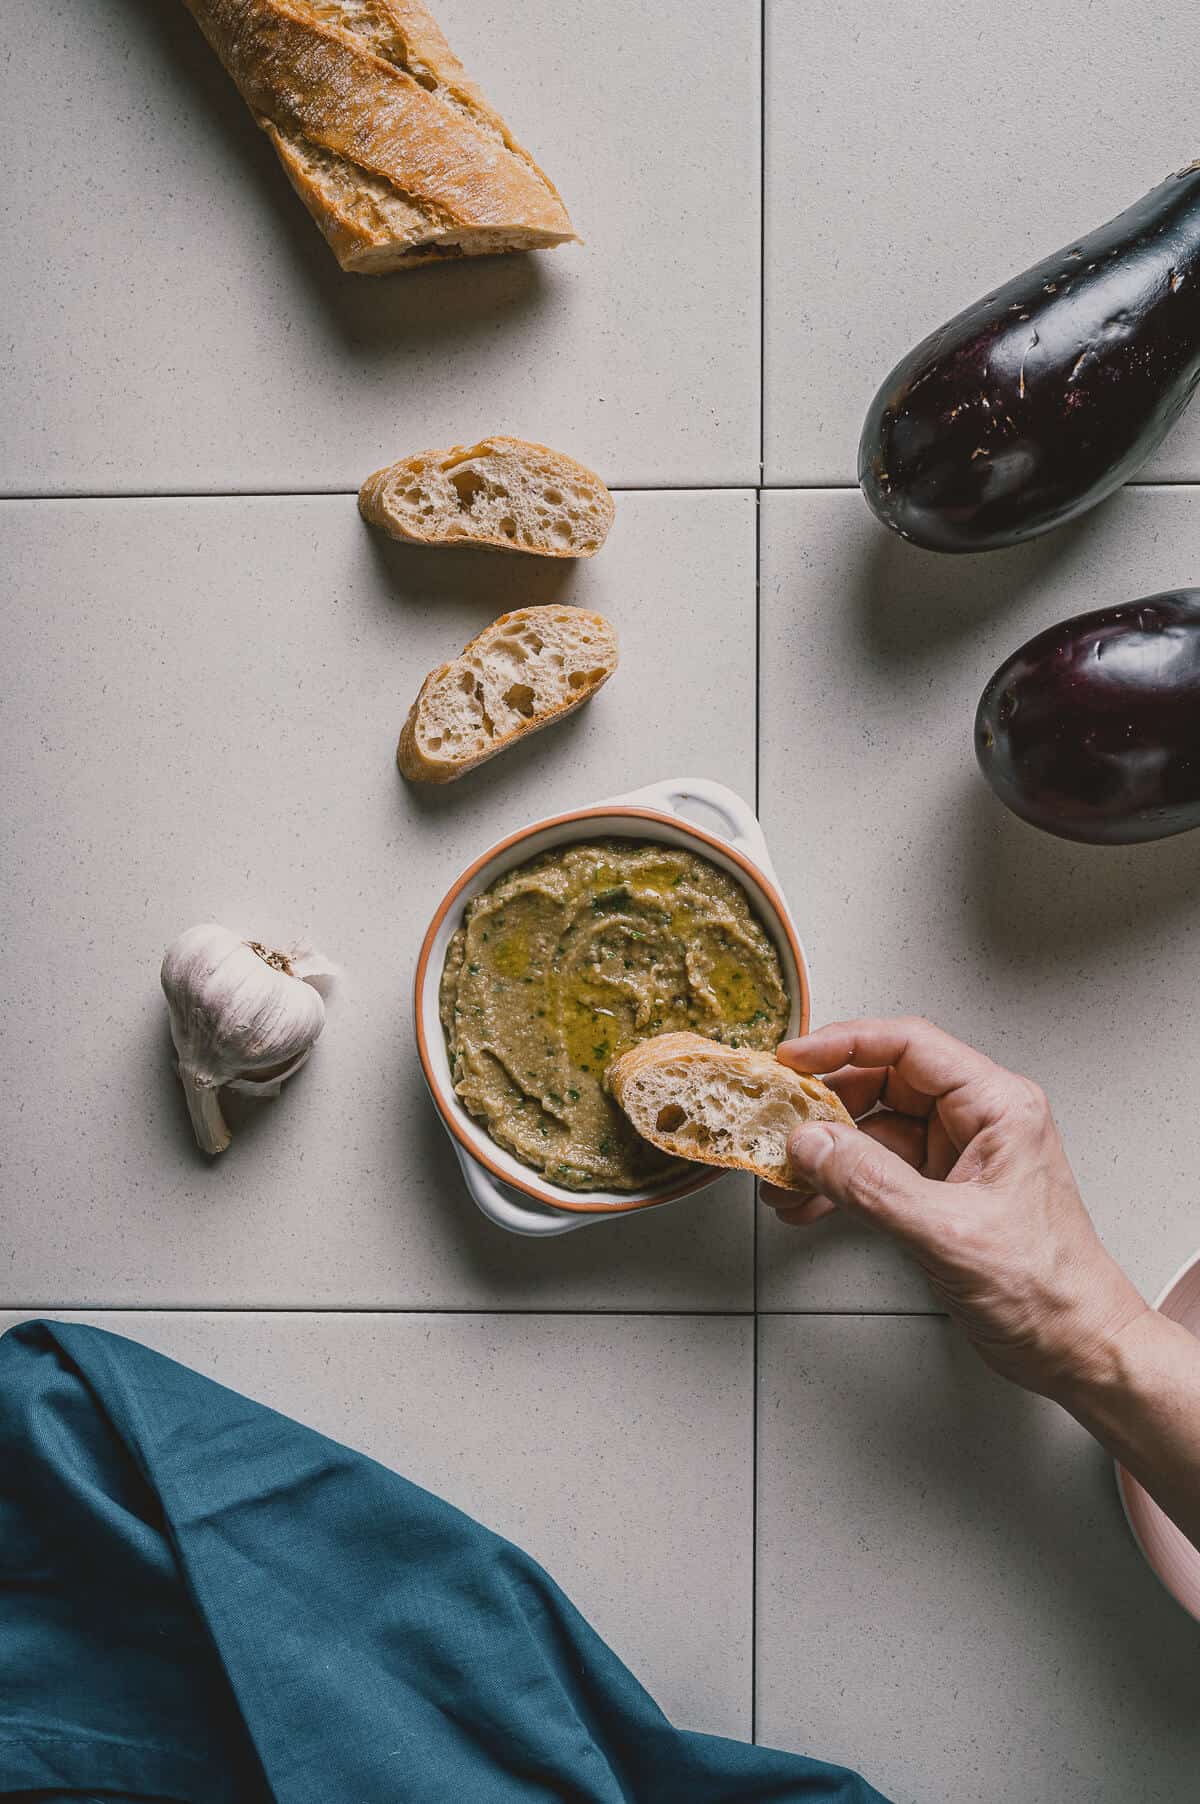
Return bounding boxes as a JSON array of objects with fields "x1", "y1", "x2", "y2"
[{"x1": 439, "y1": 839, "x2": 791, "y2": 1190}]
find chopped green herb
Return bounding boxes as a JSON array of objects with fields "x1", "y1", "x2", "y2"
[
  {"x1": 468, "y1": 962, "x2": 480, "y2": 975},
  {"x1": 567, "y1": 1087, "x2": 580, "y2": 1102},
  {"x1": 592, "y1": 1043, "x2": 609, "y2": 1061},
  {"x1": 591, "y1": 889, "x2": 628, "y2": 915}
]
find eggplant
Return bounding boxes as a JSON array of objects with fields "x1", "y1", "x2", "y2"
[
  {"x1": 975, "y1": 589, "x2": 1200, "y2": 844},
  {"x1": 860, "y1": 162, "x2": 1200, "y2": 553}
]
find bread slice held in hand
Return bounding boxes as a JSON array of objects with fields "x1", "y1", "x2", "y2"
[
  {"x1": 398, "y1": 606, "x2": 617, "y2": 782},
  {"x1": 182, "y1": 0, "x2": 577, "y2": 273},
  {"x1": 360, "y1": 438, "x2": 614, "y2": 557},
  {"x1": 608, "y1": 1033, "x2": 853, "y2": 1190}
]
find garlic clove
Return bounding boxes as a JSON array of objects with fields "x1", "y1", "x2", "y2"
[
  {"x1": 161, "y1": 923, "x2": 333, "y2": 1155},
  {"x1": 285, "y1": 944, "x2": 340, "y2": 989},
  {"x1": 227, "y1": 1045, "x2": 315, "y2": 1099}
]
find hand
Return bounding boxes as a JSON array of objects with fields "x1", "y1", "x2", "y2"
[{"x1": 763, "y1": 1017, "x2": 1149, "y2": 1399}]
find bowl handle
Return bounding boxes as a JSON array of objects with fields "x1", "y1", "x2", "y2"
[
  {"x1": 453, "y1": 1144, "x2": 594, "y2": 1236},
  {"x1": 607, "y1": 777, "x2": 775, "y2": 878}
]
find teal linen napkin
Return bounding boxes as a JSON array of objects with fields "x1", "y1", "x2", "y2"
[{"x1": 0, "y1": 1320, "x2": 891, "y2": 1803}]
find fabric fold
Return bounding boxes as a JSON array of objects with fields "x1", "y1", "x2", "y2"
[{"x1": 0, "y1": 1320, "x2": 889, "y2": 1804}]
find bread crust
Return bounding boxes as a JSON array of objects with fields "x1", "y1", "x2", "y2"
[
  {"x1": 397, "y1": 605, "x2": 618, "y2": 782},
  {"x1": 608, "y1": 1032, "x2": 854, "y2": 1189},
  {"x1": 183, "y1": 0, "x2": 577, "y2": 271},
  {"x1": 359, "y1": 437, "x2": 614, "y2": 556}
]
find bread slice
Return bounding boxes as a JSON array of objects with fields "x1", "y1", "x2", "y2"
[
  {"x1": 359, "y1": 438, "x2": 614, "y2": 557},
  {"x1": 183, "y1": 0, "x2": 577, "y2": 273},
  {"x1": 608, "y1": 1032, "x2": 854, "y2": 1190},
  {"x1": 398, "y1": 605, "x2": 617, "y2": 782}
]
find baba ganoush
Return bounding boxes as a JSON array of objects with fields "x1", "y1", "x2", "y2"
[{"x1": 439, "y1": 839, "x2": 791, "y2": 1190}]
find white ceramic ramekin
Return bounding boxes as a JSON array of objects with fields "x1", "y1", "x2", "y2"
[{"x1": 414, "y1": 777, "x2": 810, "y2": 1236}]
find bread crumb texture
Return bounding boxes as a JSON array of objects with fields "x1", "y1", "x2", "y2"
[
  {"x1": 609, "y1": 1033, "x2": 853, "y2": 1189},
  {"x1": 399, "y1": 605, "x2": 618, "y2": 782},
  {"x1": 360, "y1": 437, "x2": 614, "y2": 556}
]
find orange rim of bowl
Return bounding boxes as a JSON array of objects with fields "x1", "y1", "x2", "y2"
[{"x1": 414, "y1": 805, "x2": 812, "y2": 1215}]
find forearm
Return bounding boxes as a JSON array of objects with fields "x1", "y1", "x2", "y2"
[{"x1": 1053, "y1": 1310, "x2": 1200, "y2": 1552}]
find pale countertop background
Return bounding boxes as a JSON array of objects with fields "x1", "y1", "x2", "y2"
[{"x1": 2, "y1": 3, "x2": 1199, "y2": 1799}]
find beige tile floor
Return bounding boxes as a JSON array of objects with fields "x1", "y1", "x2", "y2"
[{"x1": 2, "y1": 3, "x2": 1198, "y2": 1798}]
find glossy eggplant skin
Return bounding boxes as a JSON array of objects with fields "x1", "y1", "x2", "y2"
[
  {"x1": 975, "y1": 590, "x2": 1200, "y2": 844},
  {"x1": 860, "y1": 163, "x2": 1200, "y2": 553}
]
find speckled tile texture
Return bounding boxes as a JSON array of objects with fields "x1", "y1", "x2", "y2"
[
  {"x1": 758, "y1": 485, "x2": 1200, "y2": 1310},
  {"x1": 0, "y1": 0, "x2": 759, "y2": 493},
  {"x1": 757, "y1": 1317, "x2": 1200, "y2": 1804},
  {"x1": 0, "y1": 490, "x2": 756, "y2": 1309},
  {"x1": 4, "y1": 1, "x2": 1200, "y2": 1795},
  {"x1": 764, "y1": 0, "x2": 1200, "y2": 484},
  {"x1": 0, "y1": 1309, "x2": 754, "y2": 1737}
]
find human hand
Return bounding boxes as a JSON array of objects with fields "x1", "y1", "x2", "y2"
[{"x1": 763, "y1": 1017, "x2": 1149, "y2": 1399}]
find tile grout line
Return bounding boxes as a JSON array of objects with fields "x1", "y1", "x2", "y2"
[
  {"x1": 5, "y1": 478, "x2": 1200, "y2": 504},
  {"x1": 0, "y1": 1305, "x2": 950, "y2": 1318}
]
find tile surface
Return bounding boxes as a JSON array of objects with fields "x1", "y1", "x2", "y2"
[
  {"x1": 0, "y1": 1308, "x2": 753, "y2": 1738},
  {"x1": 6, "y1": 4, "x2": 1200, "y2": 1789},
  {"x1": 759, "y1": 485, "x2": 1200, "y2": 1310},
  {"x1": 0, "y1": 490, "x2": 757, "y2": 1308},
  {"x1": 757, "y1": 1316, "x2": 1200, "y2": 1804},
  {"x1": 0, "y1": 0, "x2": 759, "y2": 495},
  {"x1": 764, "y1": 0, "x2": 1200, "y2": 484}
]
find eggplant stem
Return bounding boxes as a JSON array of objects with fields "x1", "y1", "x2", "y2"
[{"x1": 179, "y1": 1067, "x2": 231, "y2": 1155}]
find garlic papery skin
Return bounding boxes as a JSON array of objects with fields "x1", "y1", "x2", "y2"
[{"x1": 160, "y1": 923, "x2": 334, "y2": 1155}]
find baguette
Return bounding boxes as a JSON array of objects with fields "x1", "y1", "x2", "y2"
[
  {"x1": 182, "y1": 0, "x2": 577, "y2": 272},
  {"x1": 398, "y1": 605, "x2": 617, "y2": 782},
  {"x1": 360, "y1": 438, "x2": 614, "y2": 557},
  {"x1": 608, "y1": 1032, "x2": 854, "y2": 1190}
]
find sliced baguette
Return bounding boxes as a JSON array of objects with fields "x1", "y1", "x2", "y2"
[
  {"x1": 608, "y1": 1032, "x2": 854, "y2": 1190},
  {"x1": 359, "y1": 438, "x2": 614, "y2": 557},
  {"x1": 183, "y1": 0, "x2": 577, "y2": 273},
  {"x1": 398, "y1": 605, "x2": 617, "y2": 782}
]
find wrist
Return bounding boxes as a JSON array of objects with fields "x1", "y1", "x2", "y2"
[
  {"x1": 1049, "y1": 1305, "x2": 1200, "y2": 1554},
  {"x1": 1034, "y1": 1271, "x2": 1151, "y2": 1406},
  {"x1": 1046, "y1": 1299, "x2": 1162, "y2": 1415}
]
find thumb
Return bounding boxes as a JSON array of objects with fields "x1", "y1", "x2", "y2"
[{"x1": 787, "y1": 1122, "x2": 935, "y2": 1245}]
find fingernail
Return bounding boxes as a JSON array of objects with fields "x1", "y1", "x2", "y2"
[{"x1": 788, "y1": 1123, "x2": 836, "y2": 1171}]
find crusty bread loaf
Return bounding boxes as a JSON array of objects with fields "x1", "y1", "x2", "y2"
[
  {"x1": 608, "y1": 1033, "x2": 854, "y2": 1189},
  {"x1": 398, "y1": 605, "x2": 617, "y2": 782},
  {"x1": 182, "y1": 0, "x2": 577, "y2": 272},
  {"x1": 359, "y1": 438, "x2": 614, "y2": 556}
]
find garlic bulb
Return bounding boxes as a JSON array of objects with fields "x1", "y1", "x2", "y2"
[{"x1": 161, "y1": 923, "x2": 336, "y2": 1155}]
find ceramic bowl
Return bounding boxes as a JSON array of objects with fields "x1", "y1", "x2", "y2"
[
  {"x1": 1116, "y1": 1248, "x2": 1200, "y2": 1619},
  {"x1": 414, "y1": 777, "x2": 810, "y2": 1235}
]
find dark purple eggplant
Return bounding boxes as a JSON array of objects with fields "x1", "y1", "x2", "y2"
[
  {"x1": 860, "y1": 163, "x2": 1200, "y2": 553},
  {"x1": 975, "y1": 590, "x2": 1200, "y2": 843}
]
